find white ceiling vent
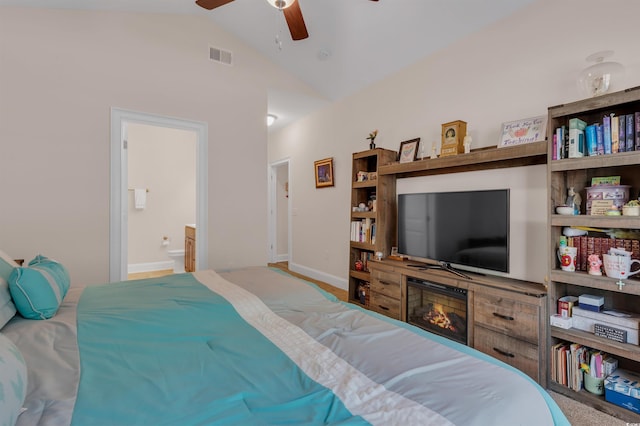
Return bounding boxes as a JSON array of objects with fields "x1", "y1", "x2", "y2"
[{"x1": 210, "y1": 46, "x2": 233, "y2": 66}]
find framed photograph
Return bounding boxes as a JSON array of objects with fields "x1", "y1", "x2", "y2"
[
  {"x1": 398, "y1": 138, "x2": 421, "y2": 163},
  {"x1": 440, "y1": 120, "x2": 467, "y2": 156},
  {"x1": 498, "y1": 115, "x2": 547, "y2": 148},
  {"x1": 314, "y1": 157, "x2": 334, "y2": 188}
]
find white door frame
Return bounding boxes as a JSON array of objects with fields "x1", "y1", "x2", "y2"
[
  {"x1": 110, "y1": 108, "x2": 208, "y2": 282},
  {"x1": 268, "y1": 158, "x2": 291, "y2": 263}
]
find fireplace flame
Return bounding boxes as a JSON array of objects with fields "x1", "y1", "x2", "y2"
[{"x1": 423, "y1": 303, "x2": 457, "y2": 332}]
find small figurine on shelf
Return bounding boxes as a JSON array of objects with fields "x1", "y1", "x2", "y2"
[
  {"x1": 588, "y1": 254, "x2": 603, "y2": 276},
  {"x1": 430, "y1": 142, "x2": 438, "y2": 159},
  {"x1": 358, "y1": 283, "x2": 367, "y2": 305},
  {"x1": 366, "y1": 129, "x2": 378, "y2": 149},
  {"x1": 463, "y1": 133, "x2": 472, "y2": 154},
  {"x1": 565, "y1": 187, "x2": 582, "y2": 215}
]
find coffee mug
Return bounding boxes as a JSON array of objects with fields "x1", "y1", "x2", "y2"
[
  {"x1": 557, "y1": 246, "x2": 577, "y2": 272},
  {"x1": 603, "y1": 254, "x2": 640, "y2": 280}
]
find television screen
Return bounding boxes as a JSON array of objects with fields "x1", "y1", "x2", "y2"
[{"x1": 397, "y1": 189, "x2": 509, "y2": 273}]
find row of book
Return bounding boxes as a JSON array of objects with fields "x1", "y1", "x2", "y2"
[
  {"x1": 552, "y1": 112, "x2": 640, "y2": 160},
  {"x1": 350, "y1": 218, "x2": 376, "y2": 244},
  {"x1": 563, "y1": 236, "x2": 640, "y2": 276},
  {"x1": 551, "y1": 342, "x2": 617, "y2": 390}
]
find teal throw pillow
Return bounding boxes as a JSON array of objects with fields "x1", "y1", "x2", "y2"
[{"x1": 9, "y1": 255, "x2": 70, "y2": 320}]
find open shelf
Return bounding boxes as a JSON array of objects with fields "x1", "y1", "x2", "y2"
[
  {"x1": 378, "y1": 141, "x2": 547, "y2": 178},
  {"x1": 552, "y1": 326, "x2": 640, "y2": 361}
]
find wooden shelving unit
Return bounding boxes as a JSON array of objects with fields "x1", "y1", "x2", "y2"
[
  {"x1": 348, "y1": 148, "x2": 397, "y2": 307},
  {"x1": 546, "y1": 87, "x2": 640, "y2": 422}
]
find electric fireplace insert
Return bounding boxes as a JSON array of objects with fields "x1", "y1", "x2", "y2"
[{"x1": 406, "y1": 277, "x2": 468, "y2": 345}]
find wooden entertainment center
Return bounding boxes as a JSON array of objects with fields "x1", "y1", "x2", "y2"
[{"x1": 348, "y1": 141, "x2": 549, "y2": 385}]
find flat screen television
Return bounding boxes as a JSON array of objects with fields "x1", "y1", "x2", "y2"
[{"x1": 397, "y1": 189, "x2": 509, "y2": 274}]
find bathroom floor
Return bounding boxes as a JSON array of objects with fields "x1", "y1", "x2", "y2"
[{"x1": 128, "y1": 269, "x2": 173, "y2": 280}]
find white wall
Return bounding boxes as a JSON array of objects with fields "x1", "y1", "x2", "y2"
[
  {"x1": 127, "y1": 123, "x2": 196, "y2": 266},
  {"x1": 0, "y1": 7, "x2": 319, "y2": 285},
  {"x1": 268, "y1": 0, "x2": 640, "y2": 287}
]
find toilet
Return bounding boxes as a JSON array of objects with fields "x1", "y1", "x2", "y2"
[{"x1": 167, "y1": 249, "x2": 186, "y2": 273}]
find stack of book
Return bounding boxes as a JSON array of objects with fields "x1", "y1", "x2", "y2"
[
  {"x1": 552, "y1": 112, "x2": 640, "y2": 160},
  {"x1": 551, "y1": 342, "x2": 617, "y2": 390}
]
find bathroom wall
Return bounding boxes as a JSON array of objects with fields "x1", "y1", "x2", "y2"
[{"x1": 127, "y1": 122, "x2": 197, "y2": 270}]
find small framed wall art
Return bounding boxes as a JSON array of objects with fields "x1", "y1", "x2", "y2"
[
  {"x1": 314, "y1": 157, "x2": 334, "y2": 188},
  {"x1": 440, "y1": 120, "x2": 467, "y2": 157},
  {"x1": 398, "y1": 138, "x2": 421, "y2": 163}
]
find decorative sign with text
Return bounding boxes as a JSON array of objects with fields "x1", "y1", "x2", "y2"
[{"x1": 498, "y1": 115, "x2": 547, "y2": 148}]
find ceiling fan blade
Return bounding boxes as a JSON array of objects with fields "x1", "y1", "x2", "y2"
[
  {"x1": 283, "y1": 1, "x2": 309, "y2": 41},
  {"x1": 195, "y1": 0, "x2": 235, "y2": 11}
]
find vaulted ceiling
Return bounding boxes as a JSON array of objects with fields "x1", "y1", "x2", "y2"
[{"x1": 0, "y1": 0, "x2": 536, "y2": 130}]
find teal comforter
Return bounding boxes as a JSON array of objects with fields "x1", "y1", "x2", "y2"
[{"x1": 73, "y1": 273, "x2": 360, "y2": 425}]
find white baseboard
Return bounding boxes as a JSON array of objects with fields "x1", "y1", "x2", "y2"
[
  {"x1": 288, "y1": 262, "x2": 348, "y2": 291},
  {"x1": 128, "y1": 260, "x2": 174, "y2": 274},
  {"x1": 275, "y1": 253, "x2": 289, "y2": 262}
]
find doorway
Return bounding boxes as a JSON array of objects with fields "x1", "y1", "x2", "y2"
[
  {"x1": 110, "y1": 108, "x2": 208, "y2": 282},
  {"x1": 268, "y1": 159, "x2": 291, "y2": 264}
]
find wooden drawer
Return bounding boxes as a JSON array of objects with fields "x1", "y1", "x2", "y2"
[
  {"x1": 370, "y1": 269, "x2": 401, "y2": 299},
  {"x1": 369, "y1": 291, "x2": 401, "y2": 320},
  {"x1": 474, "y1": 326, "x2": 539, "y2": 381},
  {"x1": 474, "y1": 292, "x2": 539, "y2": 344}
]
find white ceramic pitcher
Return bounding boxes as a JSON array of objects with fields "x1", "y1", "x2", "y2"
[{"x1": 603, "y1": 254, "x2": 640, "y2": 280}]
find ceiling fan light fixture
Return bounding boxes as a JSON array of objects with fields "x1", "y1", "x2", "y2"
[
  {"x1": 267, "y1": 114, "x2": 278, "y2": 127},
  {"x1": 267, "y1": 0, "x2": 294, "y2": 10}
]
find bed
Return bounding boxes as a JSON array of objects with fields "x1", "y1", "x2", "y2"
[{"x1": 0, "y1": 254, "x2": 569, "y2": 425}]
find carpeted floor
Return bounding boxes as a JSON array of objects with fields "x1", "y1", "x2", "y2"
[{"x1": 550, "y1": 390, "x2": 625, "y2": 425}]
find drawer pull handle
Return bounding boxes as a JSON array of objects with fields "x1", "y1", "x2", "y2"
[
  {"x1": 492, "y1": 312, "x2": 514, "y2": 321},
  {"x1": 493, "y1": 347, "x2": 515, "y2": 358},
  {"x1": 379, "y1": 280, "x2": 393, "y2": 286},
  {"x1": 378, "y1": 305, "x2": 390, "y2": 311}
]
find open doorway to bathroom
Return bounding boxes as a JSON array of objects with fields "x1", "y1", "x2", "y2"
[
  {"x1": 268, "y1": 159, "x2": 291, "y2": 265},
  {"x1": 126, "y1": 123, "x2": 196, "y2": 280},
  {"x1": 110, "y1": 108, "x2": 208, "y2": 282}
]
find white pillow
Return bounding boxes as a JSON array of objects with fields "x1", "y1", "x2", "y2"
[
  {"x1": 0, "y1": 333, "x2": 27, "y2": 426},
  {"x1": 0, "y1": 251, "x2": 18, "y2": 329}
]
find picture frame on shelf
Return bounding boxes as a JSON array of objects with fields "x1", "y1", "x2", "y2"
[
  {"x1": 441, "y1": 120, "x2": 467, "y2": 157},
  {"x1": 498, "y1": 115, "x2": 547, "y2": 148},
  {"x1": 398, "y1": 138, "x2": 421, "y2": 163},
  {"x1": 314, "y1": 157, "x2": 334, "y2": 188}
]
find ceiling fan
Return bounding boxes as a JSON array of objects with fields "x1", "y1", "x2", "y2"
[{"x1": 195, "y1": 0, "x2": 379, "y2": 41}]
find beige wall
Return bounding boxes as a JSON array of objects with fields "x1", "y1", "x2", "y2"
[
  {"x1": 268, "y1": 0, "x2": 640, "y2": 287},
  {"x1": 0, "y1": 7, "x2": 319, "y2": 285},
  {"x1": 127, "y1": 123, "x2": 196, "y2": 266}
]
